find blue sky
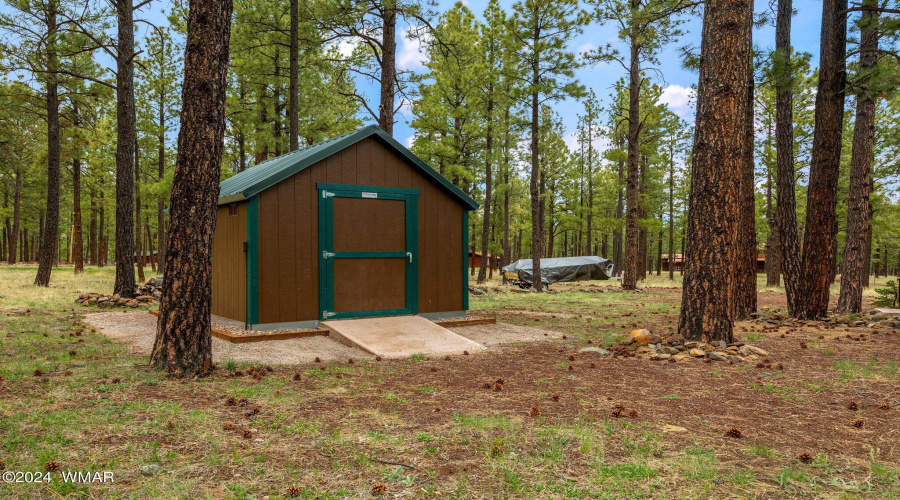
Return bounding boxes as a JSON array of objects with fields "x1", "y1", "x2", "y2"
[{"x1": 384, "y1": 0, "x2": 827, "y2": 152}]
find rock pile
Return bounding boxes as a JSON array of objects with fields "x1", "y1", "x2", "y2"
[
  {"x1": 753, "y1": 308, "x2": 900, "y2": 330},
  {"x1": 598, "y1": 329, "x2": 770, "y2": 362},
  {"x1": 74, "y1": 278, "x2": 162, "y2": 309}
]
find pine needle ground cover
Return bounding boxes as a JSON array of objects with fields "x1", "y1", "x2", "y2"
[{"x1": 1, "y1": 267, "x2": 898, "y2": 499}]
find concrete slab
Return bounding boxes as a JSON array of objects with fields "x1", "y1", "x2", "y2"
[
  {"x1": 874, "y1": 308, "x2": 900, "y2": 316},
  {"x1": 320, "y1": 315, "x2": 487, "y2": 359}
]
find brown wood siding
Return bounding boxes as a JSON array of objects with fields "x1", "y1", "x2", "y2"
[
  {"x1": 256, "y1": 137, "x2": 465, "y2": 323},
  {"x1": 212, "y1": 202, "x2": 247, "y2": 322}
]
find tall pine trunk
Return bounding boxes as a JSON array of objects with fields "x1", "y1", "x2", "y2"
[
  {"x1": 668, "y1": 149, "x2": 675, "y2": 281},
  {"x1": 150, "y1": 0, "x2": 234, "y2": 377},
  {"x1": 288, "y1": 0, "x2": 299, "y2": 151},
  {"x1": 9, "y1": 169, "x2": 20, "y2": 264},
  {"x1": 623, "y1": 38, "x2": 641, "y2": 289},
  {"x1": 73, "y1": 153, "x2": 84, "y2": 274},
  {"x1": 796, "y1": 0, "x2": 848, "y2": 319},
  {"x1": 477, "y1": 92, "x2": 493, "y2": 284},
  {"x1": 837, "y1": 0, "x2": 877, "y2": 313},
  {"x1": 378, "y1": 4, "x2": 396, "y2": 135},
  {"x1": 136, "y1": 139, "x2": 145, "y2": 283},
  {"x1": 529, "y1": 81, "x2": 543, "y2": 291},
  {"x1": 774, "y1": 0, "x2": 802, "y2": 315},
  {"x1": 733, "y1": 47, "x2": 757, "y2": 320},
  {"x1": 114, "y1": 0, "x2": 137, "y2": 298},
  {"x1": 34, "y1": 2, "x2": 60, "y2": 287},
  {"x1": 678, "y1": 0, "x2": 752, "y2": 342}
]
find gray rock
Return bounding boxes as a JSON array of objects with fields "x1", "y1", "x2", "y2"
[
  {"x1": 662, "y1": 346, "x2": 680, "y2": 355},
  {"x1": 140, "y1": 464, "x2": 164, "y2": 477},
  {"x1": 579, "y1": 347, "x2": 611, "y2": 356},
  {"x1": 707, "y1": 352, "x2": 728, "y2": 362},
  {"x1": 684, "y1": 341, "x2": 699, "y2": 348}
]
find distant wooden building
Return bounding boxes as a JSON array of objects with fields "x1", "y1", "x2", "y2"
[
  {"x1": 212, "y1": 125, "x2": 479, "y2": 330},
  {"x1": 662, "y1": 253, "x2": 766, "y2": 273},
  {"x1": 468, "y1": 251, "x2": 502, "y2": 271}
]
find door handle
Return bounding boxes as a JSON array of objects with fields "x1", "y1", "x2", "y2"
[{"x1": 407, "y1": 252, "x2": 413, "y2": 263}]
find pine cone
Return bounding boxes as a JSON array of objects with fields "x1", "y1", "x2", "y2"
[
  {"x1": 847, "y1": 401, "x2": 858, "y2": 411},
  {"x1": 371, "y1": 482, "x2": 387, "y2": 496},
  {"x1": 223, "y1": 422, "x2": 235, "y2": 430},
  {"x1": 725, "y1": 428, "x2": 743, "y2": 438},
  {"x1": 851, "y1": 419, "x2": 864, "y2": 429},
  {"x1": 551, "y1": 394, "x2": 560, "y2": 402},
  {"x1": 33, "y1": 369, "x2": 43, "y2": 377},
  {"x1": 879, "y1": 403, "x2": 891, "y2": 410},
  {"x1": 530, "y1": 406, "x2": 541, "y2": 417},
  {"x1": 225, "y1": 397, "x2": 236, "y2": 406},
  {"x1": 798, "y1": 452, "x2": 813, "y2": 464},
  {"x1": 628, "y1": 409, "x2": 640, "y2": 418},
  {"x1": 165, "y1": 421, "x2": 175, "y2": 430},
  {"x1": 45, "y1": 461, "x2": 61, "y2": 472},
  {"x1": 285, "y1": 486, "x2": 301, "y2": 498},
  {"x1": 242, "y1": 429, "x2": 253, "y2": 438},
  {"x1": 292, "y1": 373, "x2": 302, "y2": 381}
]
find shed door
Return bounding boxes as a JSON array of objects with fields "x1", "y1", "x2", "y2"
[{"x1": 318, "y1": 183, "x2": 418, "y2": 320}]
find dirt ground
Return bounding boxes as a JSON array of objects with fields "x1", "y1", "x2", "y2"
[{"x1": 82, "y1": 311, "x2": 564, "y2": 364}]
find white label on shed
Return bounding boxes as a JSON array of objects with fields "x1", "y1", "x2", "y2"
[{"x1": 361, "y1": 192, "x2": 378, "y2": 199}]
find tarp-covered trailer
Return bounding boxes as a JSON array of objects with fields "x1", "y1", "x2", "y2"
[{"x1": 502, "y1": 256, "x2": 614, "y2": 288}]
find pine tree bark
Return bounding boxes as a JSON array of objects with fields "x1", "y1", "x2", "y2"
[
  {"x1": 114, "y1": 0, "x2": 137, "y2": 298},
  {"x1": 774, "y1": 0, "x2": 802, "y2": 315},
  {"x1": 34, "y1": 2, "x2": 60, "y2": 287},
  {"x1": 733, "y1": 48, "x2": 757, "y2": 320},
  {"x1": 135, "y1": 138, "x2": 145, "y2": 283},
  {"x1": 765, "y1": 168, "x2": 781, "y2": 287},
  {"x1": 668, "y1": 149, "x2": 675, "y2": 281},
  {"x1": 9, "y1": 169, "x2": 20, "y2": 264},
  {"x1": 158, "y1": 90, "x2": 167, "y2": 277},
  {"x1": 529, "y1": 83, "x2": 543, "y2": 291},
  {"x1": 837, "y1": 0, "x2": 877, "y2": 313},
  {"x1": 73, "y1": 154, "x2": 83, "y2": 274},
  {"x1": 378, "y1": 4, "x2": 397, "y2": 135},
  {"x1": 150, "y1": 0, "x2": 234, "y2": 377},
  {"x1": 586, "y1": 122, "x2": 594, "y2": 255},
  {"x1": 623, "y1": 39, "x2": 641, "y2": 290},
  {"x1": 477, "y1": 93, "x2": 493, "y2": 284},
  {"x1": 288, "y1": 0, "x2": 299, "y2": 151},
  {"x1": 797, "y1": 0, "x2": 848, "y2": 319},
  {"x1": 678, "y1": 0, "x2": 752, "y2": 342}
]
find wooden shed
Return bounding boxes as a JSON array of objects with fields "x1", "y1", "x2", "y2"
[{"x1": 212, "y1": 125, "x2": 479, "y2": 330}]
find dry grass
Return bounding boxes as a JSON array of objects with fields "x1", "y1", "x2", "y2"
[{"x1": 0, "y1": 266, "x2": 898, "y2": 499}]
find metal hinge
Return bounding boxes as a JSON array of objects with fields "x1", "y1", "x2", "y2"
[
  {"x1": 322, "y1": 191, "x2": 335, "y2": 198},
  {"x1": 322, "y1": 311, "x2": 336, "y2": 318},
  {"x1": 322, "y1": 251, "x2": 335, "y2": 259}
]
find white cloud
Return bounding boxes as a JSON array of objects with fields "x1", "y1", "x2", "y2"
[
  {"x1": 577, "y1": 42, "x2": 596, "y2": 56},
  {"x1": 397, "y1": 26, "x2": 431, "y2": 70},
  {"x1": 564, "y1": 126, "x2": 611, "y2": 155},
  {"x1": 405, "y1": 135, "x2": 415, "y2": 148},
  {"x1": 658, "y1": 84, "x2": 696, "y2": 119}
]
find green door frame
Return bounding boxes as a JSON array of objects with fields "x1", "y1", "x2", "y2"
[{"x1": 317, "y1": 183, "x2": 419, "y2": 320}]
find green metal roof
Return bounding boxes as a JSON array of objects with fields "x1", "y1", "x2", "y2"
[{"x1": 218, "y1": 125, "x2": 479, "y2": 210}]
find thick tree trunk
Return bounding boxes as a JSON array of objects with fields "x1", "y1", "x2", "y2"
[
  {"x1": 477, "y1": 93, "x2": 493, "y2": 284},
  {"x1": 678, "y1": 0, "x2": 752, "y2": 342},
  {"x1": 98, "y1": 203, "x2": 105, "y2": 267},
  {"x1": 530, "y1": 83, "x2": 543, "y2": 291},
  {"x1": 288, "y1": 0, "x2": 299, "y2": 151},
  {"x1": 837, "y1": 0, "x2": 877, "y2": 313},
  {"x1": 150, "y1": 0, "x2": 234, "y2": 377},
  {"x1": 34, "y1": 5, "x2": 60, "y2": 287},
  {"x1": 623, "y1": 39, "x2": 641, "y2": 289},
  {"x1": 733, "y1": 48, "x2": 757, "y2": 320},
  {"x1": 378, "y1": 5, "x2": 397, "y2": 135},
  {"x1": 774, "y1": 0, "x2": 802, "y2": 315},
  {"x1": 796, "y1": 0, "x2": 848, "y2": 319},
  {"x1": 114, "y1": 0, "x2": 137, "y2": 298}
]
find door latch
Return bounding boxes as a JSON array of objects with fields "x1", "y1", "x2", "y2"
[
  {"x1": 407, "y1": 252, "x2": 413, "y2": 263},
  {"x1": 322, "y1": 191, "x2": 335, "y2": 198},
  {"x1": 322, "y1": 251, "x2": 335, "y2": 259},
  {"x1": 322, "y1": 311, "x2": 336, "y2": 318}
]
